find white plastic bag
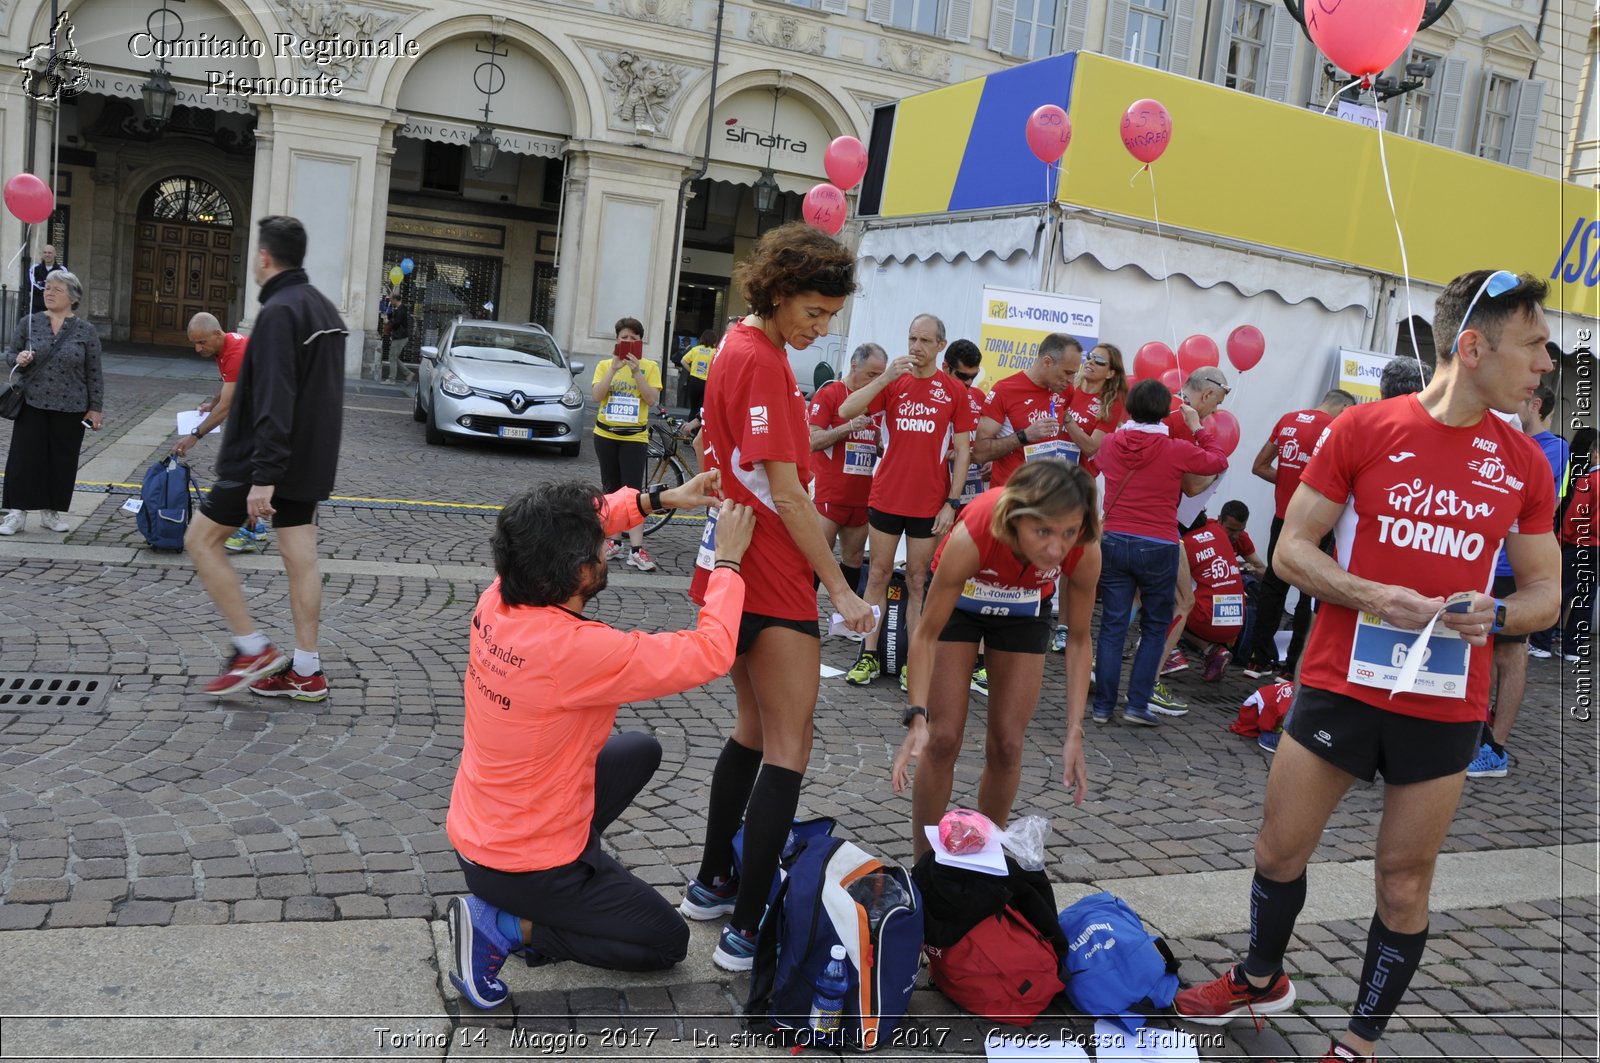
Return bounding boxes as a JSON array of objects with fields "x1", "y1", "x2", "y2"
[{"x1": 995, "y1": 815, "x2": 1050, "y2": 872}]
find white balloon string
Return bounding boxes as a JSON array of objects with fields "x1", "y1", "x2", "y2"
[
  {"x1": 1366, "y1": 84, "x2": 1421, "y2": 369},
  {"x1": 1145, "y1": 164, "x2": 1176, "y2": 352},
  {"x1": 1322, "y1": 78, "x2": 1362, "y2": 116}
]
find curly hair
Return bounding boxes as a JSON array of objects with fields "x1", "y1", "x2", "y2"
[
  {"x1": 734, "y1": 221, "x2": 857, "y2": 316},
  {"x1": 493, "y1": 481, "x2": 606, "y2": 607},
  {"x1": 990, "y1": 460, "x2": 1100, "y2": 553}
]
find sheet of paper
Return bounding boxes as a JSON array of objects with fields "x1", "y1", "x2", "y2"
[
  {"x1": 983, "y1": 1031, "x2": 1089, "y2": 1062},
  {"x1": 175, "y1": 410, "x2": 214, "y2": 436},
  {"x1": 121, "y1": 498, "x2": 143, "y2": 514},
  {"x1": 1089, "y1": 1021, "x2": 1200, "y2": 1062},
  {"x1": 819, "y1": 664, "x2": 845, "y2": 679},
  {"x1": 923, "y1": 824, "x2": 1007, "y2": 876},
  {"x1": 828, "y1": 605, "x2": 880, "y2": 637}
]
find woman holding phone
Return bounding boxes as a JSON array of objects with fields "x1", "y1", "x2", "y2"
[{"x1": 591, "y1": 316, "x2": 662, "y2": 571}]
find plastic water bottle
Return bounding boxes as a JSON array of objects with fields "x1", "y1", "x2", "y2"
[
  {"x1": 847, "y1": 872, "x2": 910, "y2": 934},
  {"x1": 808, "y1": 945, "x2": 851, "y2": 1043}
]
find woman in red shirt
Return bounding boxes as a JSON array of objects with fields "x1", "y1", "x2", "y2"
[
  {"x1": 682, "y1": 223, "x2": 875, "y2": 971},
  {"x1": 890, "y1": 460, "x2": 1101, "y2": 857},
  {"x1": 1061, "y1": 342, "x2": 1128, "y2": 478}
]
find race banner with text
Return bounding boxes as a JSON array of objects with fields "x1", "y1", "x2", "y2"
[
  {"x1": 1333, "y1": 347, "x2": 1394, "y2": 403},
  {"x1": 978, "y1": 286, "x2": 1100, "y2": 384}
]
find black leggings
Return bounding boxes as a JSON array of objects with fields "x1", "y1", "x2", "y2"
[
  {"x1": 3, "y1": 402, "x2": 84, "y2": 511},
  {"x1": 593, "y1": 434, "x2": 648, "y2": 495}
]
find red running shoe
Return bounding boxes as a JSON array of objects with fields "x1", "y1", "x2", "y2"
[
  {"x1": 1320, "y1": 1042, "x2": 1372, "y2": 1063},
  {"x1": 249, "y1": 668, "x2": 329, "y2": 702},
  {"x1": 205, "y1": 647, "x2": 288, "y2": 696},
  {"x1": 1161, "y1": 648, "x2": 1189, "y2": 675},
  {"x1": 1173, "y1": 963, "x2": 1296, "y2": 1027},
  {"x1": 1202, "y1": 645, "x2": 1233, "y2": 683}
]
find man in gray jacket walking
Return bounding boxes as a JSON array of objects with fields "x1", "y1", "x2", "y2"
[{"x1": 186, "y1": 215, "x2": 346, "y2": 702}]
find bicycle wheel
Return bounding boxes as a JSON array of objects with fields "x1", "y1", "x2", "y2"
[{"x1": 642, "y1": 452, "x2": 687, "y2": 535}]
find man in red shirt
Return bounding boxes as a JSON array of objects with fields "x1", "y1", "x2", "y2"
[
  {"x1": 839, "y1": 314, "x2": 976, "y2": 685},
  {"x1": 808, "y1": 342, "x2": 887, "y2": 598},
  {"x1": 1176, "y1": 270, "x2": 1559, "y2": 1063},
  {"x1": 173, "y1": 313, "x2": 267, "y2": 553},
  {"x1": 972, "y1": 333, "x2": 1081, "y2": 488},
  {"x1": 1243, "y1": 390, "x2": 1357, "y2": 678}
]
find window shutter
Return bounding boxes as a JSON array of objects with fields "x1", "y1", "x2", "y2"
[
  {"x1": 866, "y1": 0, "x2": 893, "y2": 26},
  {"x1": 1429, "y1": 56, "x2": 1468, "y2": 148},
  {"x1": 943, "y1": 0, "x2": 973, "y2": 43},
  {"x1": 1262, "y1": 2, "x2": 1299, "y2": 101},
  {"x1": 1506, "y1": 79, "x2": 1545, "y2": 169},
  {"x1": 988, "y1": 0, "x2": 1017, "y2": 54},
  {"x1": 1062, "y1": 0, "x2": 1089, "y2": 52},
  {"x1": 819, "y1": 0, "x2": 850, "y2": 14},
  {"x1": 1167, "y1": 0, "x2": 1197, "y2": 74},
  {"x1": 1103, "y1": 0, "x2": 1131, "y2": 60},
  {"x1": 1211, "y1": 0, "x2": 1238, "y2": 84},
  {"x1": 1470, "y1": 69, "x2": 1496, "y2": 156}
]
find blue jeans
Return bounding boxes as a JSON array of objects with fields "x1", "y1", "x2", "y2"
[{"x1": 1094, "y1": 532, "x2": 1180, "y2": 716}]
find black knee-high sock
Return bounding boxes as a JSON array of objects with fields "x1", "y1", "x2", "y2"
[
  {"x1": 696, "y1": 738, "x2": 763, "y2": 886},
  {"x1": 841, "y1": 564, "x2": 863, "y2": 595},
  {"x1": 729, "y1": 765, "x2": 804, "y2": 932},
  {"x1": 1347, "y1": 913, "x2": 1428, "y2": 1042},
  {"x1": 1243, "y1": 869, "x2": 1307, "y2": 978}
]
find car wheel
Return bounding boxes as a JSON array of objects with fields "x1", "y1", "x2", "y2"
[
  {"x1": 558, "y1": 442, "x2": 581, "y2": 457},
  {"x1": 425, "y1": 405, "x2": 449, "y2": 446},
  {"x1": 412, "y1": 389, "x2": 426, "y2": 422}
]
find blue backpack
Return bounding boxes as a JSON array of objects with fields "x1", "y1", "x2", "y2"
[
  {"x1": 731, "y1": 816, "x2": 836, "y2": 912},
  {"x1": 137, "y1": 457, "x2": 195, "y2": 551},
  {"x1": 746, "y1": 836, "x2": 923, "y2": 1051},
  {"x1": 1058, "y1": 891, "x2": 1180, "y2": 1032}
]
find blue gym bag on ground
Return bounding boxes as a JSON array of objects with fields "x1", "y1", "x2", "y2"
[
  {"x1": 137, "y1": 457, "x2": 195, "y2": 552},
  {"x1": 746, "y1": 835, "x2": 923, "y2": 1051},
  {"x1": 1058, "y1": 891, "x2": 1180, "y2": 1032}
]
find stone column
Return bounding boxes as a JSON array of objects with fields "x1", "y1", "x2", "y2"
[
  {"x1": 550, "y1": 150, "x2": 589, "y2": 359},
  {"x1": 236, "y1": 111, "x2": 276, "y2": 335},
  {"x1": 369, "y1": 122, "x2": 398, "y2": 380}
]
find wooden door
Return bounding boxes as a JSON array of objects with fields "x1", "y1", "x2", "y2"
[{"x1": 131, "y1": 222, "x2": 235, "y2": 345}]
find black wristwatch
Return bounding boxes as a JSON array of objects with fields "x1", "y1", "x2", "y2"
[
  {"x1": 902, "y1": 704, "x2": 928, "y2": 727},
  {"x1": 946, "y1": 497, "x2": 962, "y2": 510},
  {"x1": 1015, "y1": 427, "x2": 1029, "y2": 446},
  {"x1": 188, "y1": 430, "x2": 202, "y2": 440},
  {"x1": 1490, "y1": 598, "x2": 1508, "y2": 634}
]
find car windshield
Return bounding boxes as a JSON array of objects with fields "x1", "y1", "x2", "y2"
[{"x1": 449, "y1": 328, "x2": 565, "y2": 368}]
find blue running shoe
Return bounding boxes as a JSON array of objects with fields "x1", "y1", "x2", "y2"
[
  {"x1": 447, "y1": 895, "x2": 514, "y2": 1009},
  {"x1": 1465, "y1": 742, "x2": 1508, "y2": 778},
  {"x1": 1258, "y1": 731, "x2": 1281, "y2": 754},
  {"x1": 713, "y1": 923, "x2": 759, "y2": 972},
  {"x1": 678, "y1": 875, "x2": 739, "y2": 921}
]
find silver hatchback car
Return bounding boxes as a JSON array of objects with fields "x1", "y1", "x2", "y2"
[{"x1": 414, "y1": 320, "x2": 587, "y2": 455}]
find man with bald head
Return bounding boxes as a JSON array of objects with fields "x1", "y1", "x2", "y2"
[{"x1": 174, "y1": 312, "x2": 248, "y2": 459}]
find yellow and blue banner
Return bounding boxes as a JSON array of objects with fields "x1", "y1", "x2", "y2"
[{"x1": 978, "y1": 286, "x2": 1099, "y2": 383}]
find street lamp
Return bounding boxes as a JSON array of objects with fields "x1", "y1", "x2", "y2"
[
  {"x1": 141, "y1": 0, "x2": 179, "y2": 129},
  {"x1": 470, "y1": 31, "x2": 507, "y2": 176},
  {"x1": 469, "y1": 125, "x2": 497, "y2": 176},
  {"x1": 752, "y1": 168, "x2": 780, "y2": 216}
]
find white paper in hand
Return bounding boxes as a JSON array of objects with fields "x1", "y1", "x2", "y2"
[
  {"x1": 828, "y1": 605, "x2": 880, "y2": 637},
  {"x1": 175, "y1": 410, "x2": 213, "y2": 437}
]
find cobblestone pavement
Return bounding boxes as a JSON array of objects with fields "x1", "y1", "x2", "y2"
[{"x1": 0, "y1": 360, "x2": 1595, "y2": 1059}]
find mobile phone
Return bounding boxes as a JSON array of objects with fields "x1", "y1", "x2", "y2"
[
  {"x1": 613, "y1": 339, "x2": 643, "y2": 361},
  {"x1": 81, "y1": 418, "x2": 94, "y2": 430}
]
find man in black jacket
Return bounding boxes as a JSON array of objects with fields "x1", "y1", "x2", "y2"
[{"x1": 185, "y1": 215, "x2": 347, "y2": 702}]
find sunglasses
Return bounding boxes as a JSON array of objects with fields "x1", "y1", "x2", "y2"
[
  {"x1": 953, "y1": 370, "x2": 979, "y2": 383},
  {"x1": 1450, "y1": 270, "x2": 1520, "y2": 354},
  {"x1": 1085, "y1": 355, "x2": 1109, "y2": 367}
]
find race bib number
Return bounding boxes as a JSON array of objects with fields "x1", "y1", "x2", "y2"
[
  {"x1": 960, "y1": 462, "x2": 986, "y2": 504},
  {"x1": 843, "y1": 441, "x2": 876, "y2": 476},
  {"x1": 1346, "y1": 612, "x2": 1469, "y2": 699},
  {"x1": 1211, "y1": 593, "x2": 1245, "y2": 627},
  {"x1": 1024, "y1": 438, "x2": 1080, "y2": 465},
  {"x1": 602, "y1": 391, "x2": 641, "y2": 424},
  {"x1": 955, "y1": 580, "x2": 1042, "y2": 618},
  {"x1": 695, "y1": 507, "x2": 718, "y2": 572}
]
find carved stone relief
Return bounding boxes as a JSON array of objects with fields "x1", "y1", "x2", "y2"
[
  {"x1": 609, "y1": 0, "x2": 694, "y2": 28},
  {"x1": 876, "y1": 38, "x2": 951, "y2": 82},
  {"x1": 598, "y1": 49, "x2": 691, "y2": 134},
  {"x1": 747, "y1": 13, "x2": 825, "y2": 56},
  {"x1": 274, "y1": 0, "x2": 407, "y2": 88}
]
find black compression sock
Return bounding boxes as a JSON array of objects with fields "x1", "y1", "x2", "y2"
[
  {"x1": 1348, "y1": 913, "x2": 1428, "y2": 1042},
  {"x1": 729, "y1": 765, "x2": 803, "y2": 932},
  {"x1": 696, "y1": 738, "x2": 764, "y2": 887},
  {"x1": 1242, "y1": 869, "x2": 1307, "y2": 979}
]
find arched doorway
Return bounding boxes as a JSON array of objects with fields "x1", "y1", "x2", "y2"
[{"x1": 131, "y1": 177, "x2": 238, "y2": 345}]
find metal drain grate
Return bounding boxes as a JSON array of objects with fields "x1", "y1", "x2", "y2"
[{"x1": 0, "y1": 673, "x2": 112, "y2": 711}]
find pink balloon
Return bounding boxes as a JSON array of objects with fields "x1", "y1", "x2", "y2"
[
  {"x1": 802, "y1": 183, "x2": 848, "y2": 236},
  {"x1": 1226, "y1": 325, "x2": 1266, "y2": 373},
  {"x1": 824, "y1": 136, "x2": 869, "y2": 192},
  {"x1": 1120, "y1": 99, "x2": 1172, "y2": 165},
  {"x1": 1159, "y1": 368, "x2": 1184, "y2": 394},
  {"x1": 1177, "y1": 334, "x2": 1220, "y2": 378},
  {"x1": 1204, "y1": 410, "x2": 1242, "y2": 457},
  {"x1": 4, "y1": 173, "x2": 53, "y2": 225},
  {"x1": 1132, "y1": 341, "x2": 1176, "y2": 382},
  {"x1": 1306, "y1": 0, "x2": 1426, "y2": 78},
  {"x1": 1024, "y1": 104, "x2": 1072, "y2": 164}
]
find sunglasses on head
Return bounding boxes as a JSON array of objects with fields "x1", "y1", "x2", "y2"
[{"x1": 1450, "y1": 270, "x2": 1520, "y2": 354}]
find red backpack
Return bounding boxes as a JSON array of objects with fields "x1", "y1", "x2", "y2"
[{"x1": 925, "y1": 906, "x2": 1064, "y2": 1025}]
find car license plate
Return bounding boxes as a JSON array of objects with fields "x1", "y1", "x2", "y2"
[{"x1": 499, "y1": 426, "x2": 532, "y2": 440}]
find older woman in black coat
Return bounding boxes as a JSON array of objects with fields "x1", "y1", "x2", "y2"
[{"x1": 1, "y1": 269, "x2": 103, "y2": 535}]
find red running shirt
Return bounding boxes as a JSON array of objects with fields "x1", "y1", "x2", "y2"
[
  {"x1": 217, "y1": 332, "x2": 247, "y2": 383},
  {"x1": 1064, "y1": 386, "x2": 1124, "y2": 478},
  {"x1": 1265, "y1": 408, "x2": 1334, "y2": 519},
  {"x1": 1183, "y1": 519, "x2": 1247, "y2": 639},
  {"x1": 699, "y1": 323, "x2": 817, "y2": 621},
  {"x1": 808, "y1": 379, "x2": 879, "y2": 509},
  {"x1": 866, "y1": 370, "x2": 977, "y2": 518},
  {"x1": 1297, "y1": 396, "x2": 1556, "y2": 722},
  {"x1": 932, "y1": 487, "x2": 1084, "y2": 617},
  {"x1": 981, "y1": 374, "x2": 1070, "y2": 487}
]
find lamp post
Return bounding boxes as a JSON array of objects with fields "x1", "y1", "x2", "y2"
[
  {"x1": 753, "y1": 86, "x2": 783, "y2": 221},
  {"x1": 470, "y1": 32, "x2": 508, "y2": 176},
  {"x1": 141, "y1": 0, "x2": 178, "y2": 130}
]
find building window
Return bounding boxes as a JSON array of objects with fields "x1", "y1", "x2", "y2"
[
  {"x1": 1125, "y1": 0, "x2": 1167, "y2": 69},
  {"x1": 1476, "y1": 74, "x2": 1517, "y2": 163},
  {"x1": 1011, "y1": 0, "x2": 1060, "y2": 60},
  {"x1": 889, "y1": 0, "x2": 941, "y2": 35},
  {"x1": 530, "y1": 261, "x2": 558, "y2": 329},
  {"x1": 1393, "y1": 49, "x2": 1442, "y2": 140},
  {"x1": 1223, "y1": 0, "x2": 1269, "y2": 94},
  {"x1": 138, "y1": 176, "x2": 233, "y2": 226}
]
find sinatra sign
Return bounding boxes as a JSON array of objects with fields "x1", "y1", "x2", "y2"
[{"x1": 723, "y1": 117, "x2": 807, "y2": 154}]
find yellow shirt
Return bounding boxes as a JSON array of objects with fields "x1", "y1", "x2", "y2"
[
  {"x1": 683, "y1": 344, "x2": 716, "y2": 381},
  {"x1": 591, "y1": 357, "x2": 662, "y2": 442}
]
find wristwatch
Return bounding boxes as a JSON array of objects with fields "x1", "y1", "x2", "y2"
[
  {"x1": 902, "y1": 704, "x2": 928, "y2": 727},
  {"x1": 1490, "y1": 598, "x2": 1508, "y2": 634},
  {"x1": 946, "y1": 497, "x2": 962, "y2": 510},
  {"x1": 1015, "y1": 427, "x2": 1029, "y2": 446},
  {"x1": 188, "y1": 430, "x2": 202, "y2": 440}
]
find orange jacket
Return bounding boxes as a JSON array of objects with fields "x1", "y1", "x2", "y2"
[{"x1": 446, "y1": 489, "x2": 743, "y2": 871}]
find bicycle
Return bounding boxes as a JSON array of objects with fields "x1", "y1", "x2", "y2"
[{"x1": 642, "y1": 412, "x2": 694, "y2": 535}]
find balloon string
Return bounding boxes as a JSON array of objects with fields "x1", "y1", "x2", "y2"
[
  {"x1": 1366, "y1": 84, "x2": 1421, "y2": 371},
  {"x1": 1322, "y1": 78, "x2": 1363, "y2": 116},
  {"x1": 1143, "y1": 164, "x2": 1176, "y2": 352}
]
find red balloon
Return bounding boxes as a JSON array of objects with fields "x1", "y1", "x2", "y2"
[
  {"x1": 1120, "y1": 99, "x2": 1172, "y2": 165},
  {"x1": 4, "y1": 173, "x2": 53, "y2": 225},
  {"x1": 1177, "y1": 334, "x2": 1220, "y2": 378},
  {"x1": 1024, "y1": 104, "x2": 1072, "y2": 164},
  {"x1": 1204, "y1": 410, "x2": 1242, "y2": 457},
  {"x1": 1132, "y1": 341, "x2": 1176, "y2": 382},
  {"x1": 823, "y1": 136, "x2": 869, "y2": 192},
  {"x1": 1226, "y1": 325, "x2": 1266, "y2": 373},
  {"x1": 802, "y1": 183, "x2": 848, "y2": 236},
  {"x1": 1159, "y1": 368, "x2": 1183, "y2": 393},
  {"x1": 1306, "y1": 0, "x2": 1426, "y2": 78}
]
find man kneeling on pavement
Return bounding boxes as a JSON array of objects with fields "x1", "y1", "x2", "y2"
[{"x1": 444, "y1": 471, "x2": 753, "y2": 1008}]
